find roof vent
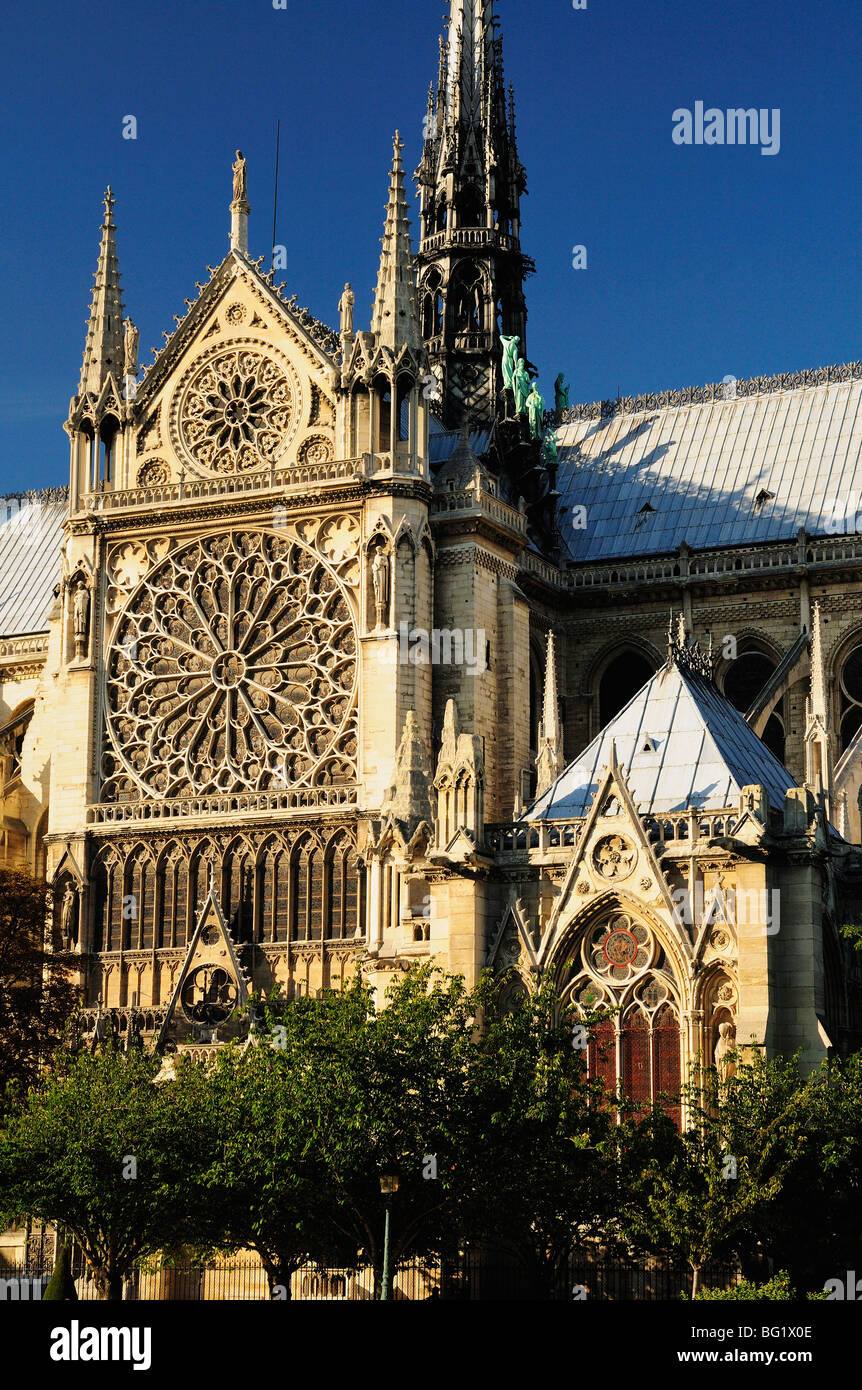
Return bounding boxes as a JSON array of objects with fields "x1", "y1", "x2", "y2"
[
  {"x1": 641, "y1": 735, "x2": 658, "y2": 753},
  {"x1": 754, "y1": 488, "x2": 775, "y2": 510},
  {"x1": 634, "y1": 502, "x2": 656, "y2": 532}
]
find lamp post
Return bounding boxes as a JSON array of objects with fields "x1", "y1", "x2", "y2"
[{"x1": 379, "y1": 1171, "x2": 399, "y2": 1301}]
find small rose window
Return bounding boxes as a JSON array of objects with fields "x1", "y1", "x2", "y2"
[{"x1": 589, "y1": 915, "x2": 651, "y2": 983}]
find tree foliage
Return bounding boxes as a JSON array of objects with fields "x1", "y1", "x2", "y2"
[{"x1": 0, "y1": 867, "x2": 77, "y2": 1100}]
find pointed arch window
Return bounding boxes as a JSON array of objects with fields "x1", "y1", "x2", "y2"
[
  {"x1": 224, "y1": 842, "x2": 255, "y2": 944},
  {"x1": 293, "y1": 840, "x2": 323, "y2": 942},
  {"x1": 260, "y1": 841, "x2": 289, "y2": 943}
]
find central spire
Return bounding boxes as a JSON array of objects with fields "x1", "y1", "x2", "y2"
[{"x1": 415, "y1": 0, "x2": 532, "y2": 430}]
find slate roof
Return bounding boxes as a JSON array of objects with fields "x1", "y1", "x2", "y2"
[
  {"x1": 0, "y1": 490, "x2": 68, "y2": 637},
  {"x1": 555, "y1": 374, "x2": 862, "y2": 561},
  {"x1": 526, "y1": 658, "x2": 797, "y2": 821}
]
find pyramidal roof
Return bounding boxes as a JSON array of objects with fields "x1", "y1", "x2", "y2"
[{"x1": 526, "y1": 655, "x2": 797, "y2": 821}]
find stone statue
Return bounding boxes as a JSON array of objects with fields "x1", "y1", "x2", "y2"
[
  {"x1": 371, "y1": 548, "x2": 391, "y2": 629},
  {"x1": 501, "y1": 335, "x2": 520, "y2": 393},
  {"x1": 339, "y1": 283, "x2": 354, "y2": 336},
  {"x1": 124, "y1": 318, "x2": 139, "y2": 377},
  {"x1": 61, "y1": 884, "x2": 78, "y2": 948},
  {"x1": 714, "y1": 1021, "x2": 737, "y2": 1082},
  {"x1": 73, "y1": 581, "x2": 90, "y2": 658},
  {"x1": 526, "y1": 382, "x2": 546, "y2": 441},
  {"x1": 513, "y1": 357, "x2": 531, "y2": 416},
  {"x1": 554, "y1": 373, "x2": 570, "y2": 414},
  {"x1": 232, "y1": 150, "x2": 248, "y2": 205}
]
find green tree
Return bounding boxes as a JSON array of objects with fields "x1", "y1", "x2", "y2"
[
  {"x1": 0, "y1": 867, "x2": 77, "y2": 1101},
  {"x1": 0, "y1": 1045, "x2": 190, "y2": 1299},
  {"x1": 621, "y1": 1052, "x2": 804, "y2": 1297},
  {"x1": 169, "y1": 1039, "x2": 354, "y2": 1298},
  {"x1": 464, "y1": 979, "x2": 620, "y2": 1297}
]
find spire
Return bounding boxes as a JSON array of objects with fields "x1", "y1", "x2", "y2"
[
  {"x1": 536, "y1": 632, "x2": 564, "y2": 796},
  {"x1": 78, "y1": 187, "x2": 124, "y2": 398},
  {"x1": 382, "y1": 709, "x2": 433, "y2": 828},
  {"x1": 371, "y1": 133, "x2": 421, "y2": 352},
  {"x1": 415, "y1": 0, "x2": 532, "y2": 428}
]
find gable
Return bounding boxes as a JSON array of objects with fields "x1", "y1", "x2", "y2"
[{"x1": 130, "y1": 255, "x2": 339, "y2": 490}]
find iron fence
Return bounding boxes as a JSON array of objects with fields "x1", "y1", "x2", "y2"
[{"x1": 0, "y1": 1250, "x2": 740, "y2": 1301}]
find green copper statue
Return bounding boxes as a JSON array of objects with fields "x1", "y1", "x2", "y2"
[
  {"x1": 526, "y1": 382, "x2": 545, "y2": 440},
  {"x1": 513, "y1": 357, "x2": 531, "y2": 415},
  {"x1": 543, "y1": 430, "x2": 558, "y2": 465},
  {"x1": 501, "y1": 334, "x2": 520, "y2": 393},
  {"x1": 554, "y1": 373, "x2": 570, "y2": 413}
]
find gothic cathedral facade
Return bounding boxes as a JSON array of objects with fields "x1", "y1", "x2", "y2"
[{"x1": 1, "y1": 0, "x2": 861, "y2": 1104}]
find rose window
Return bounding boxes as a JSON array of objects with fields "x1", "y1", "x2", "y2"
[
  {"x1": 181, "y1": 966, "x2": 238, "y2": 1024},
  {"x1": 593, "y1": 834, "x2": 636, "y2": 880},
  {"x1": 178, "y1": 348, "x2": 293, "y2": 473},
  {"x1": 589, "y1": 915, "x2": 651, "y2": 983},
  {"x1": 103, "y1": 530, "x2": 357, "y2": 800}
]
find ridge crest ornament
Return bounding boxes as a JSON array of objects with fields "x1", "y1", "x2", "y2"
[{"x1": 103, "y1": 529, "x2": 358, "y2": 800}]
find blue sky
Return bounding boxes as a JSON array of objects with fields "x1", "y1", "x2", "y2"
[{"x1": 1, "y1": 0, "x2": 861, "y2": 492}]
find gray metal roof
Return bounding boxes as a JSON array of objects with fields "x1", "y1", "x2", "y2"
[
  {"x1": 0, "y1": 490, "x2": 67, "y2": 637},
  {"x1": 526, "y1": 659, "x2": 797, "y2": 820},
  {"x1": 555, "y1": 376, "x2": 862, "y2": 561}
]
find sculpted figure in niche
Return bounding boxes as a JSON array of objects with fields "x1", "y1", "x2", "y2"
[
  {"x1": 339, "y1": 283, "x2": 354, "y2": 336},
  {"x1": 232, "y1": 150, "x2": 248, "y2": 205},
  {"x1": 72, "y1": 580, "x2": 90, "y2": 658},
  {"x1": 124, "y1": 319, "x2": 139, "y2": 377},
  {"x1": 714, "y1": 1020, "x2": 737, "y2": 1082},
  {"x1": 371, "y1": 547, "x2": 391, "y2": 630},
  {"x1": 61, "y1": 883, "x2": 78, "y2": 948}
]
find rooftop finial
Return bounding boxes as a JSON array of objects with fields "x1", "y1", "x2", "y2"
[{"x1": 230, "y1": 149, "x2": 250, "y2": 256}]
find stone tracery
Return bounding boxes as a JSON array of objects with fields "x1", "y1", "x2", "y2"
[
  {"x1": 102, "y1": 529, "x2": 357, "y2": 801},
  {"x1": 176, "y1": 346, "x2": 294, "y2": 474}
]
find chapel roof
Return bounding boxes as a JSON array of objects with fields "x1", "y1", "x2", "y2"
[
  {"x1": 525, "y1": 654, "x2": 797, "y2": 821},
  {"x1": 0, "y1": 489, "x2": 68, "y2": 637}
]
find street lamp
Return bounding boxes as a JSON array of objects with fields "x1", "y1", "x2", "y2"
[{"x1": 379, "y1": 1170, "x2": 400, "y2": 1301}]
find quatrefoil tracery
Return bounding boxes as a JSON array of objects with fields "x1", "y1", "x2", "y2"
[{"x1": 103, "y1": 530, "x2": 358, "y2": 801}]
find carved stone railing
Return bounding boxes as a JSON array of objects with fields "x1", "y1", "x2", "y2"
[
  {"x1": 432, "y1": 484, "x2": 527, "y2": 538},
  {"x1": 421, "y1": 228, "x2": 515, "y2": 255},
  {"x1": 550, "y1": 535, "x2": 862, "y2": 593},
  {"x1": 82, "y1": 458, "x2": 371, "y2": 513},
  {"x1": 88, "y1": 785, "x2": 358, "y2": 826},
  {"x1": 485, "y1": 808, "x2": 745, "y2": 859},
  {"x1": 0, "y1": 633, "x2": 50, "y2": 660}
]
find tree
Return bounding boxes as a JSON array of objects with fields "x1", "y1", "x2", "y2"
[
  {"x1": 168, "y1": 1039, "x2": 354, "y2": 1298},
  {"x1": 621, "y1": 1052, "x2": 804, "y2": 1297},
  {"x1": 265, "y1": 967, "x2": 491, "y2": 1296},
  {"x1": 0, "y1": 867, "x2": 77, "y2": 1100},
  {"x1": 463, "y1": 978, "x2": 620, "y2": 1296},
  {"x1": 0, "y1": 1045, "x2": 191, "y2": 1299}
]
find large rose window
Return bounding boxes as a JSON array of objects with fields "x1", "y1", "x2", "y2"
[
  {"x1": 177, "y1": 347, "x2": 294, "y2": 474},
  {"x1": 103, "y1": 530, "x2": 357, "y2": 800}
]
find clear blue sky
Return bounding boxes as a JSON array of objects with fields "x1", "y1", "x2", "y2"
[{"x1": 1, "y1": 0, "x2": 860, "y2": 492}]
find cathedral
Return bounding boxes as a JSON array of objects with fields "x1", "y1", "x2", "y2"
[{"x1": 1, "y1": 0, "x2": 861, "y2": 1117}]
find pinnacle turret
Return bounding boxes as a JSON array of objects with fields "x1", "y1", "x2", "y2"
[
  {"x1": 536, "y1": 632, "x2": 564, "y2": 796},
  {"x1": 78, "y1": 187, "x2": 125, "y2": 398},
  {"x1": 371, "y1": 133, "x2": 421, "y2": 353}
]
